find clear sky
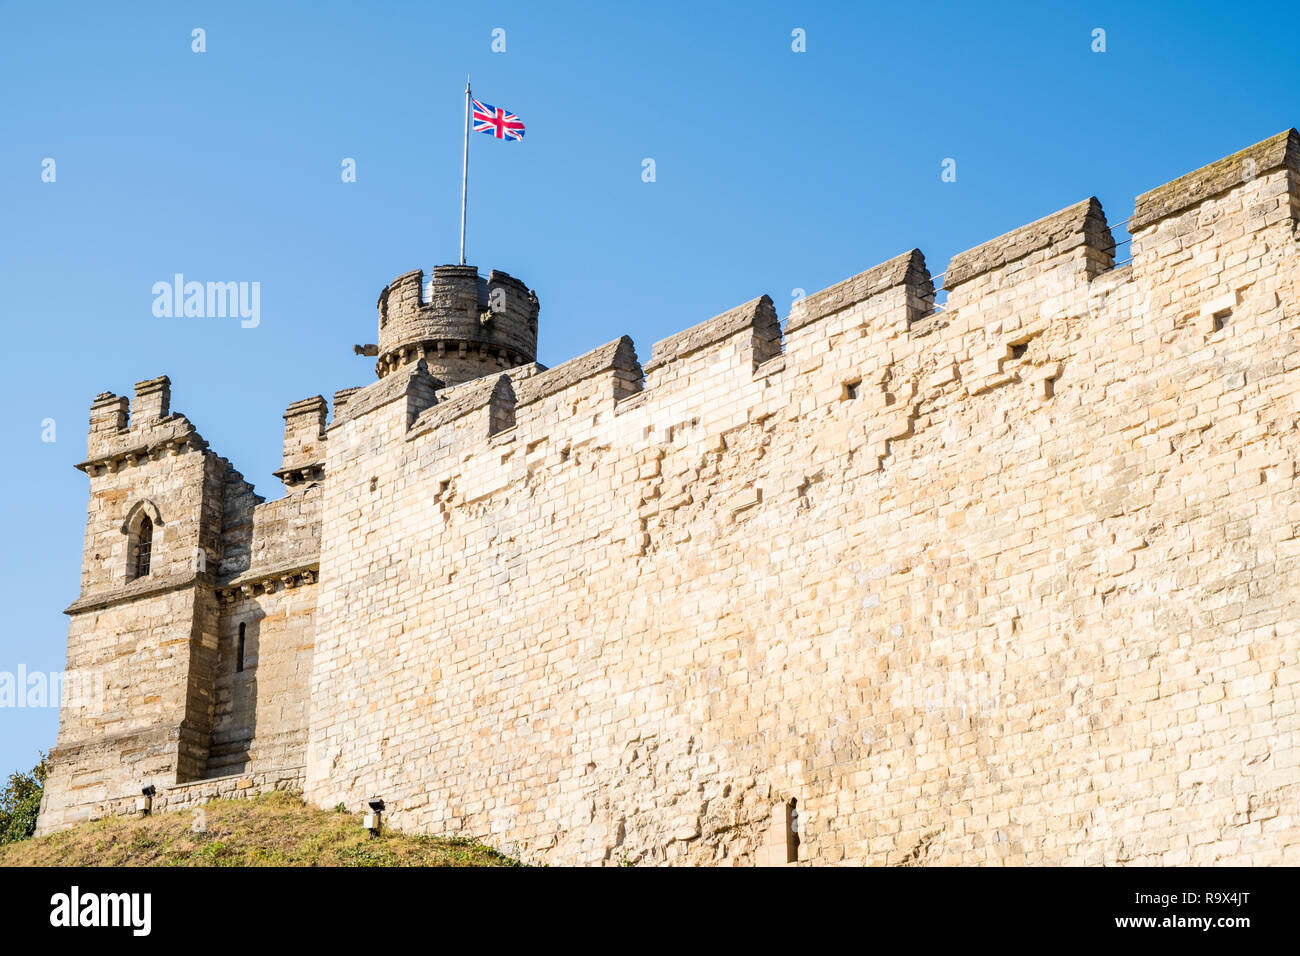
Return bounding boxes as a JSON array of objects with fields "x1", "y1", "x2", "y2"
[{"x1": 1, "y1": 0, "x2": 1296, "y2": 778}]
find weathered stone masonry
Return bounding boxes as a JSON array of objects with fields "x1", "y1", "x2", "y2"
[{"x1": 39, "y1": 129, "x2": 1300, "y2": 866}]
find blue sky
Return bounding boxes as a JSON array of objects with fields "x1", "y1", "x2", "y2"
[{"x1": 1, "y1": 0, "x2": 1296, "y2": 778}]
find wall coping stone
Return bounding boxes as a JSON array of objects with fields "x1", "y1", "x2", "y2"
[{"x1": 1131, "y1": 128, "x2": 1300, "y2": 232}]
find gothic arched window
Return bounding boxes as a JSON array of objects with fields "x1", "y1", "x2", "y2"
[
  {"x1": 121, "y1": 499, "x2": 162, "y2": 583},
  {"x1": 132, "y1": 515, "x2": 153, "y2": 579}
]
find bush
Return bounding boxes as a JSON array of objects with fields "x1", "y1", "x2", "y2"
[{"x1": 0, "y1": 754, "x2": 48, "y2": 845}]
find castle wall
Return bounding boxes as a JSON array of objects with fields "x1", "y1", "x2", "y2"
[
  {"x1": 37, "y1": 590, "x2": 208, "y2": 833},
  {"x1": 208, "y1": 467, "x2": 323, "y2": 776},
  {"x1": 208, "y1": 583, "x2": 317, "y2": 776},
  {"x1": 240, "y1": 486, "x2": 322, "y2": 573},
  {"x1": 303, "y1": 132, "x2": 1300, "y2": 865},
  {"x1": 39, "y1": 129, "x2": 1300, "y2": 863}
]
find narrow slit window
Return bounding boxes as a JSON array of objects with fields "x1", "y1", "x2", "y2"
[
  {"x1": 237, "y1": 622, "x2": 246, "y2": 673},
  {"x1": 133, "y1": 515, "x2": 153, "y2": 579}
]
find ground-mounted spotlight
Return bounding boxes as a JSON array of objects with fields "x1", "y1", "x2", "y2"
[
  {"x1": 137, "y1": 784, "x2": 156, "y2": 816},
  {"x1": 364, "y1": 797, "x2": 384, "y2": 837}
]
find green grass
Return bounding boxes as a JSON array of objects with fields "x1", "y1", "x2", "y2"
[{"x1": 0, "y1": 791, "x2": 521, "y2": 867}]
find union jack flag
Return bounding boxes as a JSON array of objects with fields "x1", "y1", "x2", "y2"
[{"x1": 472, "y1": 99, "x2": 525, "y2": 141}]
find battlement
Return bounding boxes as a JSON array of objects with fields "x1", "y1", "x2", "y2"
[
  {"x1": 318, "y1": 129, "x2": 1300, "y2": 493},
  {"x1": 374, "y1": 264, "x2": 539, "y2": 387},
  {"x1": 81, "y1": 375, "x2": 209, "y2": 471}
]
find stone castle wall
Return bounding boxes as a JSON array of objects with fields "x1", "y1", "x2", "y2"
[
  {"x1": 207, "y1": 585, "x2": 316, "y2": 777},
  {"x1": 39, "y1": 129, "x2": 1300, "y2": 864}
]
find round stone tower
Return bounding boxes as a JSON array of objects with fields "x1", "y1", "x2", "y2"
[{"x1": 375, "y1": 265, "x2": 539, "y2": 386}]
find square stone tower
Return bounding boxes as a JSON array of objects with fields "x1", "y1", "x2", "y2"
[{"x1": 38, "y1": 377, "x2": 229, "y2": 831}]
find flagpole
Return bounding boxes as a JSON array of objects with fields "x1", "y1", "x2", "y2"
[{"x1": 459, "y1": 76, "x2": 471, "y2": 266}]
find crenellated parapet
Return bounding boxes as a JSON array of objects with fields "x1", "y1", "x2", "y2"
[
  {"x1": 80, "y1": 376, "x2": 210, "y2": 475},
  {"x1": 375, "y1": 265, "x2": 538, "y2": 386},
  {"x1": 326, "y1": 128, "x2": 1300, "y2": 487}
]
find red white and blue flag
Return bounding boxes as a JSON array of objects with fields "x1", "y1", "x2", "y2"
[{"x1": 472, "y1": 99, "x2": 525, "y2": 141}]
